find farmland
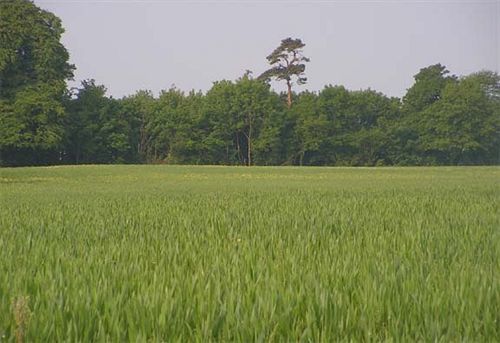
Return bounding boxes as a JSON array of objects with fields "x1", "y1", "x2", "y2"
[{"x1": 0, "y1": 165, "x2": 499, "y2": 341}]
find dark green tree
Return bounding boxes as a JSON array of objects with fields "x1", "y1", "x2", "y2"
[
  {"x1": 202, "y1": 75, "x2": 281, "y2": 166},
  {"x1": 414, "y1": 71, "x2": 500, "y2": 164},
  {"x1": 65, "y1": 80, "x2": 138, "y2": 164},
  {"x1": 259, "y1": 38, "x2": 310, "y2": 109},
  {"x1": 232, "y1": 74, "x2": 277, "y2": 166},
  {"x1": 0, "y1": 0, "x2": 74, "y2": 165},
  {"x1": 396, "y1": 64, "x2": 457, "y2": 164},
  {"x1": 121, "y1": 90, "x2": 156, "y2": 162},
  {"x1": 148, "y1": 87, "x2": 205, "y2": 164},
  {"x1": 0, "y1": 83, "x2": 67, "y2": 165},
  {"x1": 402, "y1": 63, "x2": 456, "y2": 114},
  {"x1": 201, "y1": 80, "x2": 238, "y2": 164},
  {"x1": 168, "y1": 90, "x2": 205, "y2": 164},
  {"x1": 64, "y1": 80, "x2": 107, "y2": 163},
  {"x1": 291, "y1": 91, "x2": 329, "y2": 165},
  {"x1": 314, "y1": 86, "x2": 398, "y2": 166}
]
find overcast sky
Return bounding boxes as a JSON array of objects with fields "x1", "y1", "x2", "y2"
[{"x1": 35, "y1": 0, "x2": 499, "y2": 99}]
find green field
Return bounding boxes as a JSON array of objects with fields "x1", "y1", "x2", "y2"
[{"x1": 1, "y1": 165, "x2": 499, "y2": 341}]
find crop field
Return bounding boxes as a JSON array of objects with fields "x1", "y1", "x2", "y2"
[{"x1": 0, "y1": 165, "x2": 499, "y2": 341}]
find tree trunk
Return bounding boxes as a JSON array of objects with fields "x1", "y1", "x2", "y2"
[
  {"x1": 247, "y1": 123, "x2": 252, "y2": 166},
  {"x1": 139, "y1": 118, "x2": 147, "y2": 160},
  {"x1": 236, "y1": 132, "x2": 242, "y2": 165},
  {"x1": 286, "y1": 81, "x2": 292, "y2": 109}
]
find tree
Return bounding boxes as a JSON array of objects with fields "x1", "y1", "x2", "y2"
[
  {"x1": 413, "y1": 71, "x2": 500, "y2": 164},
  {"x1": 232, "y1": 73, "x2": 276, "y2": 166},
  {"x1": 64, "y1": 80, "x2": 107, "y2": 163},
  {"x1": 121, "y1": 90, "x2": 156, "y2": 162},
  {"x1": 199, "y1": 80, "x2": 236, "y2": 164},
  {"x1": 64, "y1": 80, "x2": 138, "y2": 164},
  {"x1": 167, "y1": 90, "x2": 205, "y2": 164},
  {"x1": 0, "y1": 82, "x2": 67, "y2": 165},
  {"x1": 395, "y1": 64, "x2": 457, "y2": 165},
  {"x1": 314, "y1": 86, "x2": 398, "y2": 166},
  {"x1": 202, "y1": 75, "x2": 279, "y2": 166},
  {"x1": 0, "y1": 0, "x2": 74, "y2": 166},
  {"x1": 291, "y1": 91, "x2": 329, "y2": 165},
  {"x1": 259, "y1": 37, "x2": 310, "y2": 109},
  {"x1": 402, "y1": 63, "x2": 456, "y2": 114}
]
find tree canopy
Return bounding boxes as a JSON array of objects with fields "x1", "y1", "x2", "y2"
[
  {"x1": 259, "y1": 38, "x2": 310, "y2": 108},
  {"x1": 1, "y1": 2, "x2": 498, "y2": 167},
  {"x1": 0, "y1": 0, "x2": 74, "y2": 165}
]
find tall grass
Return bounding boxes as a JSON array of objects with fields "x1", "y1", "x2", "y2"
[{"x1": 0, "y1": 166, "x2": 498, "y2": 341}]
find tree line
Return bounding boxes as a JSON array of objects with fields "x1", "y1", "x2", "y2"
[{"x1": 1, "y1": 0, "x2": 499, "y2": 167}]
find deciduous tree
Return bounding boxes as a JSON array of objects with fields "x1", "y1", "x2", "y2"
[{"x1": 0, "y1": 0, "x2": 74, "y2": 165}]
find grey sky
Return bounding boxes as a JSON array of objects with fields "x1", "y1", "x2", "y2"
[{"x1": 35, "y1": 0, "x2": 499, "y2": 99}]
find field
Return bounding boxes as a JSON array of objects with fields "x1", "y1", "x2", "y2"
[{"x1": 0, "y1": 165, "x2": 499, "y2": 341}]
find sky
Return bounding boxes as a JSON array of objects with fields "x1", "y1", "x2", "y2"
[{"x1": 34, "y1": 0, "x2": 499, "y2": 99}]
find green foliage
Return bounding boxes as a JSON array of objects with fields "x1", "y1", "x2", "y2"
[
  {"x1": 64, "y1": 80, "x2": 138, "y2": 164},
  {"x1": 0, "y1": 0, "x2": 74, "y2": 98},
  {"x1": 0, "y1": 3, "x2": 497, "y2": 166},
  {"x1": 397, "y1": 69, "x2": 500, "y2": 165},
  {"x1": 259, "y1": 37, "x2": 310, "y2": 108},
  {"x1": 291, "y1": 91, "x2": 329, "y2": 165},
  {"x1": 259, "y1": 38, "x2": 310, "y2": 85},
  {"x1": 181, "y1": 75, "x2": 284, "y2": 166},
  {"x1": 402, "y1": 63, "x2": 456, "y2": 114},
  {"x1": 1, "y1": 165, "x2": 499, "y2": 340},
  {"x1": 121, "y1": 90, "x2": 157, "y2": 162},
  {"x1": 0, "y1": 82, "x2": 67, "y2": 165},
  {"x1": 0, "y1": 0, "x2": 74, "y2": 165},
  {"x1": 3, "y1": 65, "x2": 498, "y2": 167}
]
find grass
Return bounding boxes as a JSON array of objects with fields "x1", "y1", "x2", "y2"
[{"x1": 0, "y1": 165, "x2": 499, "y2": 341}]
